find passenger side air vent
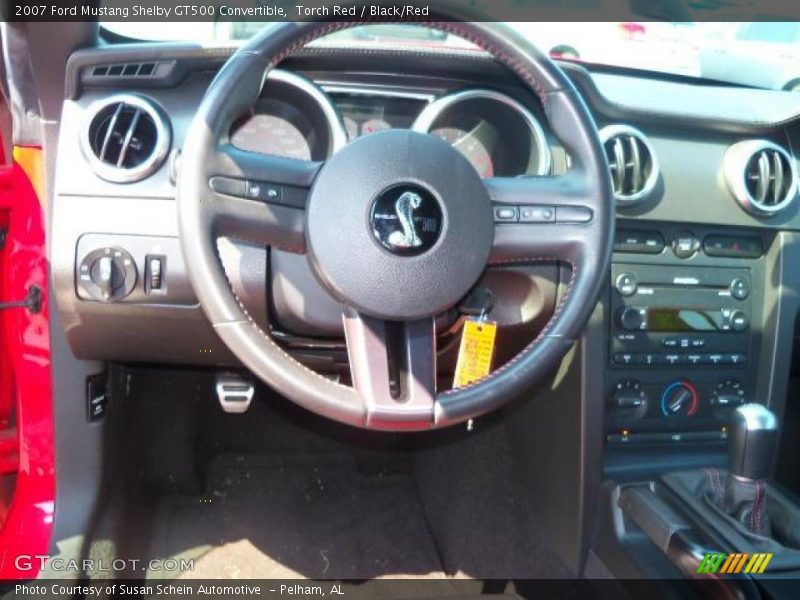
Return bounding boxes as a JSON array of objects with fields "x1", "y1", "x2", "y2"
[
  {"x1": 82, "y1": 95, "x2": 171, "y2": 183},
  {"x1": 724, "y1": 140, "x2": 798, "y2": 217},
  {"x1": 599, "y1": 125, "x2": 659, "y2": 205}
]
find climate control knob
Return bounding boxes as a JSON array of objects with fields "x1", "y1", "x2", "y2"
[
  {"x1": 661, "y1": 380, "x2": 699, "y2": 417},
  {"x1": 711, "y1": 379, "x2": 746, "y2": 408},
  {"x1": 78, "y1": 247, "x2": 137, "y2": 302}
]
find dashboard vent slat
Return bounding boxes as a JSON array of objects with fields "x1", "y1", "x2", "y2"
[
  {"x1": 599, "y1": 125, "x2": 659, "y2": 205},
  {"x1": 116, "y1": 108, "x2": 142, "y2": 168},
  {"x1": 726, "y1": 140, "x2": 798, "y2": 218},
  {"x1": 98, "y1": 102, "x2": 124, "y2": 163},
  {"x1": 82, "y1": 95, "x2": 171, "y2": 183},
  {"x1": 89, "y1": 62, "x2": 161, "y2": 79}
]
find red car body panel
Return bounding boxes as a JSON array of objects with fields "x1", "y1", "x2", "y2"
[{"x1": 0, "y1": 146, "x2": 54, "y2": 579}]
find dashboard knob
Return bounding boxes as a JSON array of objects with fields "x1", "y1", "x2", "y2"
[
  {"x1": 661, "y1": 381, "x2": 698, "y2": 417},
  {"x1": 611, "y1": 379, "x2": 647, "y2": 417},
  {"x1": 617, "y1": 307, "x2": 645, "y2": 331},
  {"x1": 711, "y1": 379, "x2": 746, "y2": 408},
  {"x1": 729, "y1": 309, "x2": 749, "y2": 332},
  {"x1": 79, "y1": 247, "x2": 137, "y2": 302}
]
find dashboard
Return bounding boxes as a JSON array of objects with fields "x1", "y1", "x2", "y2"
[{"x1": 53, "y1": 41, "x2": 800, "y2": 462}]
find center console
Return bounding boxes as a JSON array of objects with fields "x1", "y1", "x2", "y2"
[{"x1": 605, "y1": 223, "x2": 767, "y2": 447}]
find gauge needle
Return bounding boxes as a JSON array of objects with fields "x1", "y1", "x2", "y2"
[{"x1": 449, "y1": 120, "x2": 499, "y2": 155}]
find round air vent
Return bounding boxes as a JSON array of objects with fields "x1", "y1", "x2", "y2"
[
  {"x1": 723, "y1": 140, "x2": 798, "y2": 217},
  {"x1": 599, "y1": 125, "x2": 659, "y2": 205},
  {"x1": 82, "y1": 94, "x2": 171, "y2": 183}
]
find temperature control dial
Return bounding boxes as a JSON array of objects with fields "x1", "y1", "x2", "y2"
[
  {"x1": 661, "y1": 380, "x2": 699, "y2": 417},
  {"x1": 78, "y1": 247, "x2": 137, "y2": 302}
]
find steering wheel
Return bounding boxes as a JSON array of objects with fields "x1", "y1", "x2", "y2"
[{"x1": 178, "y1": 19, "x2": 614, "y2": 431}]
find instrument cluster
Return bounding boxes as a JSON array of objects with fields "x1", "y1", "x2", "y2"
[{"x1": 230, "y1": 72, "x2": 552, "y2": 178}]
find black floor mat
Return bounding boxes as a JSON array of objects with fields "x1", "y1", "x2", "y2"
[{"x1": 149, "y1": 453, "x2": 447, "y2": 580}]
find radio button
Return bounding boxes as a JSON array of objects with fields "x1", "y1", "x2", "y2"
[
  {"x1": 618, "y1": 307, "x2": 647, "y2": 331},
  {"x1": 615, "y1": 273, "x2": 638, "y2": 297},
  {"x1": 686, "y1": 354, "x2": 704, "y2": 365},
  {"x1": 730, "y1": 310, "x2": 749, "y2": 332},
  {"x1": 723, "y1": 353, "x2": 747, "y2": 366},
  {"x1": 614, "y1": 353, "x2": 645, "y2": 365},
  {"x1": 730, "y1": 277, "x2": 750, "y2": 300}
]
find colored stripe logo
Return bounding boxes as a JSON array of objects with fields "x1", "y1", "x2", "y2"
[{"x1": 697, "y1": 552, "x2": 773, "y2": 574}]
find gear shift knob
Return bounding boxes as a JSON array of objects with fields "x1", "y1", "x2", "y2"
[{"x1": 729, "y1": 403, "x2": 778, "y2": 481}]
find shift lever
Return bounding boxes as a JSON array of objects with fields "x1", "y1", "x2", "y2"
[
  {"x1": 728, "y1": 403, "x2": 778, "y2": 481},
  {"x1": 709, "y1": 403, "x2": 780, "y2": 536}
]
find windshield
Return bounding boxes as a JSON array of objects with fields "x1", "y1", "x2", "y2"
[{"x1": 102, "y1": 21, "x2": 800, "y2": 92}]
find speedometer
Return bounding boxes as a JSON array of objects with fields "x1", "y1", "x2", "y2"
[{"x1": 231, "y1": 114, "x2": 312, "y2": 161}]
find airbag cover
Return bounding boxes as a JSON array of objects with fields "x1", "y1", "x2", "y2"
[{"x1": 306, "y1": 129, "x2": 493, "y2": 320}]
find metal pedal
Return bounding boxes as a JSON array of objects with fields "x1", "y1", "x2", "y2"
[{"x1": 215, "y1": 372, "x2": 255, "y2": 414}]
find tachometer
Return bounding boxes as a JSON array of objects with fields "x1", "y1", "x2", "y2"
[{"x1": 431, "y1": 127, "x2": 494, "y2": 178}]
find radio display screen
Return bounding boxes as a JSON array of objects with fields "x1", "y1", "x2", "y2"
[{"x1": 648, "y1": 308, "x2": 720, "y2": 332}]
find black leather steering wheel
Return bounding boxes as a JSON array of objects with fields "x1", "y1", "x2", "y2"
[{"x1": 178, "y1": 19, "x2": 614, "y2": 431}]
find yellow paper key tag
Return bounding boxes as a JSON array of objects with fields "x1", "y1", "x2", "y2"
[{"x1": 453, "y1": 317, "x2": 498, "y2": 388}]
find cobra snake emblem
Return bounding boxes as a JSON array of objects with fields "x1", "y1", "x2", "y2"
[{"x1": 387, "y1": 192, "x2": 423, "y2": 249}]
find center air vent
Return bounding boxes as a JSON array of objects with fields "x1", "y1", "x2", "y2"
[
  {"x1": 82, "y1": 94, "x2": 171, "y2": 183},
  {"x1": 599, "y1": 125, "x2": 659, "y2": 205},
  {"x1": 724, "y1": 140, "x2": 798, "y2": 217}
]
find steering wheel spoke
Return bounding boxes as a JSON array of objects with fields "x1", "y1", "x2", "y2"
[
  {"x1": 202, "y1": 144, "x2": 323, "y2": 253},
  {"x1": 485, "y1": 173, "x2": 598, "y2": 265},
  {"x1": 342, "y1": 307, "x2": 436, "y2": 429}
]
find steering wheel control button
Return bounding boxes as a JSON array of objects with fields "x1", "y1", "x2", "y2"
[
  {"x1": 370, "y1": 184, "x2": 443, "y2": 256},
  {"x1": 78, "y1": 247, "x2": 138, "y2": 302},
  {"x1": 306, "y1": 129, "x2": 493, "y2": 320},
  {"x1": 519, "y1": 205, "x2": 555, "y2": 222},
  {"x1": 661, "y1": 380, "x2": 699, "y2": 417},
  {"x1": 209, "y1": 176, "x2": 246, "y2": 197},
  {"x1": 729, "y1": 277, "x2": 750, "y2": 300},
  {"x1": 555, "y1": 205, "x2": 593, "y2": 223},
  {"x1": 246, "y1": 180, "x2": 281, "y2": 203},
  {"x1": 671, "y1": 230, "x2": 700, "y2": 259},
  {"x1": 493, "y1": 206, "x2": 519, "y2": 222},
  {"x1": 615, "y1": 273, "x2": 638, "y2": 297}
]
